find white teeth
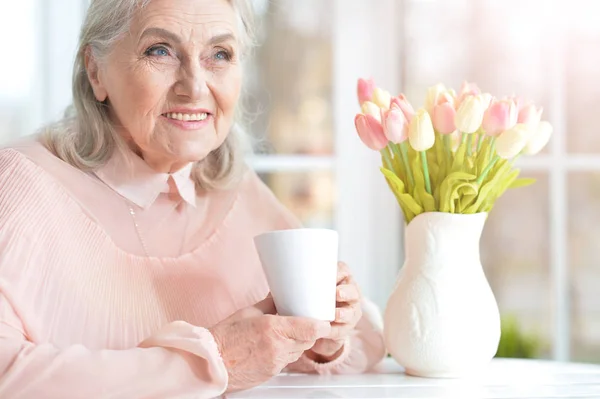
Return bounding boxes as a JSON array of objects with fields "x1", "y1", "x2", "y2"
[{"x1": 164, "y1": 112, "x2": 208, "y2": 121}]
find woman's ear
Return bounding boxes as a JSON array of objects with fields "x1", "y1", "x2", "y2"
[{"x1": 85, "y1": 46, "x2": 108, "y2": 102}]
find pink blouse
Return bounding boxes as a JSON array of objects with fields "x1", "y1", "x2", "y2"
[{"x1": 0, "y1": 138, "x2": 385, "y2": 398}]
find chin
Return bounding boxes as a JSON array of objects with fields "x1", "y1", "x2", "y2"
[{"x1": 174, "y1": 142, "x2": 217, "y2": 163}]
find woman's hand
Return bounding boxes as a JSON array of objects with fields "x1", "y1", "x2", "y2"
[
  {"x1": 209, "y1": 297, "x2": 331, "y2": 392},
  {"x1": 306, "y1": 262, "x2": 363, "y2": 362}
]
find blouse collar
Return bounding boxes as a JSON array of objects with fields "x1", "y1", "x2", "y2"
[{"x1": 94, "y1": 147, "x2": 197, "y2": 209}]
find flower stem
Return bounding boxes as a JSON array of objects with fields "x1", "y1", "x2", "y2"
[
  {"x1": 380, "y1": 148, "x2": 393, "y2": 171},
  {"x1": 477, "y1": 134, "x2": 486, "y2": 153},
  {"x1": 443, "y1": 134, "x2": 452, "y2": 159},
  {"x1": 390, "y1": 144, "x2": 404, "y2": 181},
  {"x1": 488, "y1": 137, "x2": 497, "y2": 159},
  {"x1": 510, "y1": 154, "x2": 521, "y2": 167},
  {"x1": 400, "y1": 142, "x2": 415, "y2": 187},
  {"x1": 460, "y1": 133, "x2": 467, "y2": 152},
  {"x1": 476, "y1": 154, "x2": 500, "y2": 185},
  {"x1": 420, "y1": 151, "x2": 432, "y2": 195},
  {"x1": 466, "y1": 134, "x2": 474, "y2": 157}
]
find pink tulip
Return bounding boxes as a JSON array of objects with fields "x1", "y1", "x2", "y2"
[
  {"x1": 504, "y1": 95, "x2": 524, "y2": 111},
  {"x1": 482, "y1": 99, "x2": 518, "y2": 137},
  {"x1": 357, "y1": 78, "x2": 376, "y2": 106},
  {"x1": 355, "y1": 113, "x2": 388, "y2": 150},
  {"x1": 383, "y1": 105, "x2": 408, "y2": 144},
  {"x1": 517, "y1": 103, "x2": 543, "y2": 130},
  {"x1": 390, "y1": 94, "x2": 415, "y2": 123},
  {"x1": 432, "y1": 102, "x2": 456, "y2": 134}
]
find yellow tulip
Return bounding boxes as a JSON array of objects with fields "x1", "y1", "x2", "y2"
[
  {"x1": 522, "y1": 121, "x2": 553, "y2": 155},
  {"x1": 455, "y1": 95, "x2": 486, "y2": 133},
  {"x1": 495, "y1": 123, "x2": 530, "y2": 159},
  {"x1": 361, "y1": 101, "x2": 382, "y2": 122},
  {"x1": 409, "y1": 109, "x2": 435, "y2": 151},
  {"x1": 372, "y1": 88, "x2": 392, "y2": 110},
  {"x1": 424, "y1": 83, "x2": 448, "y2": 115}
]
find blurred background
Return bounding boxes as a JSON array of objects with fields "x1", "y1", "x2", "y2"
[{"x1": 1, "y1": 0, "x2": 599, "y2": 363}]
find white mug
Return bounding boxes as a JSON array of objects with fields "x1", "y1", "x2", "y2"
[{"x1": 254, "y1": 228, "x2": 339, "y2": 321}]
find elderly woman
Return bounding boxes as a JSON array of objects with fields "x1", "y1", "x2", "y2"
[{"x1": 0, "y1": 0, "x2": 385, "y2": 397}]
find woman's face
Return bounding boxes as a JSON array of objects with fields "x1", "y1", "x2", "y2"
[{"x1": 88, "y1": 0, "x2": 242, "y2": 172}]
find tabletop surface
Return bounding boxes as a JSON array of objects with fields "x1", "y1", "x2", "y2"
[{"x1": 226, "y1": 357, "x2": 600, "y2": 398}]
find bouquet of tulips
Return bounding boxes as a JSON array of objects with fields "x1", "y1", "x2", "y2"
[{"x1": 354, "y1": 79, "x2": 553, "y2": 224}]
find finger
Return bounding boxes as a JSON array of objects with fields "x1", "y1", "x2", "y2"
[
  {"x1": 295, "y1": 338, "x2": 322, "y2": 352},
  {"x1": 281, "y1": 317, "x2": 332, "y2": 342},
  {"x1": 336, "y1": 284, "x2": 360, "y2": 303},
  {"x1": 287, "y1": 346, "x2": 310, "y2": 364},
  {"x1": 328, "y1": 325, "x2": 347, "y2": 341},
  {"x1": 331, "y1": 303, "x2": 362, "y2": 334},
  {"x1": 335, "y1": 307, "x2": 356, "y2": 324},
  {"x1": 254, "y1": 294, "x2": 277, "y2": 315},
  {"x1": 336, "y1": 262, "x2": 351, "y2": 284},
  {"x1": 310, "y1": 338, "x2": 344, "y2": 357},
  {"x1": 327, "y1": 323, "x2": 352, "y2": 341}
]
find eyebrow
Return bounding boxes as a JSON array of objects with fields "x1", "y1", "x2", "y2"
[
  {"x1": 140, "y1": 27, "x2": 181, "y2": 44},
  {"x1": 140, "y1": 28, "x2": 237, "y2": 46},
  {"x1": 208, "y1": 33, "x2": 237, "y2": 45}
]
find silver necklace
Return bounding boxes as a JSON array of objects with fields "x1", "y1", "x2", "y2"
[
  {"x1": 129, "y1": 205, "x2": 150, "y2": 256},
  {"x1": 128, "y1": 200, "x2": 189, "y2": 257}
]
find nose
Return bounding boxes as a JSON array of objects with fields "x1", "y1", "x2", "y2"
[{"x1": 173, "y1": 59, "x2": 210, "y2": 101}]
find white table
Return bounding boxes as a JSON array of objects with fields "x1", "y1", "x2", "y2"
[{"x1": 227, "y1": 358, "x2": 600, "y2": 398}]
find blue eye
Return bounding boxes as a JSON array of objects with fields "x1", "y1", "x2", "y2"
[
  {"x1": 146, "y1": 45, "x2": 170, "y2": 57},
  {"x1": 214, "y1": 50, "x2": 231, "y2": 61}
]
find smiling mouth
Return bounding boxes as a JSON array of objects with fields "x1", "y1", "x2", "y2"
[{"x1": 162, "y1": 112, "x2": 209, "y2": 122}]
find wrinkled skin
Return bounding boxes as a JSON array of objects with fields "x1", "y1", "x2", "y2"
[
  {"x1": 209, "y1": 297, "x2": 331, "y2": 392},
  {"x1": 86, "y1": 0, "x2": 242, "y2": 173}
]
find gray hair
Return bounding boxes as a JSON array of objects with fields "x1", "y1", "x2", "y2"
[{"x1": 42, "y1": 0, "x2": 256, "y2": 191}]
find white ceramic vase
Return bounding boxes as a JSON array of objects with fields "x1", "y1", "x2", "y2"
[{"x1": 384, "y1": 212, "x2": 501, "y2": 378}]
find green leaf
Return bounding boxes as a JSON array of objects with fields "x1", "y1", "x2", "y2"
[
  {"x1": 509, "y1": 178, "x2": 536, "y2": 189},
  {"x1": 438, "y1": 172, "x2": 477, "y2": 213},
  {"x1": 380, "y1": 168, "x2": 423, "y2": 219},
  {"x1": 451, "y1": 136, "x2": 468, "y2": 173},
  {"x1": 475, "y1": 136, "x2": 492, "y2": 175},
  {"x1": 451, "y1": 182, "x2": 478, "y2": 213},
  {"x1": 435, "y1": 136, "x2": 444, "y2": 170},
  {"x1": 464, "y1": 162, "x2": 513, "y2": 214},
  {"x1": 457, "y1": 183, "x2": 480, "y2": 213}
]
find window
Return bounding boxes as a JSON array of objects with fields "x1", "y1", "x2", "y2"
[
  {"x1": 399, "y1": 0, "x2": 600, "y2": 362},
  {"x1": 0, "y1": 0, "x2": 41, "y2": 142},
  {"x1": 245, "y1": 0, "x2": 336, "y2": 230},
  {"x1": 246, "y1": 0, "x2": 403, "y2": 311},
  {"x1": 0, "y1": 0, "x2": 86, "y2": 142}
]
